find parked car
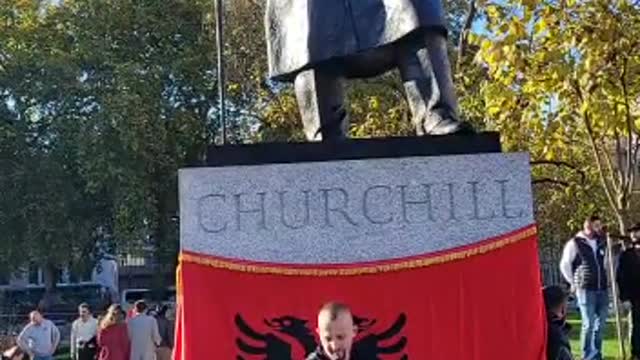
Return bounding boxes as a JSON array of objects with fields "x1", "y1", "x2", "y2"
[{"x1": 120, "y1": 287, "x2": 176, "y2": 316}]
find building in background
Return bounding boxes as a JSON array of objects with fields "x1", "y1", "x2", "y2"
[{"x1": 0, "y1": 251, "x2": 174, "y2": 293}]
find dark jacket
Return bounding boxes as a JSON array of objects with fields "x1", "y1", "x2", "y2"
[
  {"x1": 306, "y1": 349, "x2": 326, "y2": 360},
  {"x1": 617, "y1": 244, "x2": 640, "y2": 302},
  {"x1": 306, "y1": 347, "x2": 357, "y2": 360},
  {"x1": 572, "y1": 235, "x2": 608, "y2": 290},
  {"x1": 547, "y1": 315, "x2": 573, "y2": 360},
  {"x1": 306, "y1": 347, "x2": 329, "y2": 360},
  {"x1": 156, "y1": 317, "x2": 174, "y2": 348}
]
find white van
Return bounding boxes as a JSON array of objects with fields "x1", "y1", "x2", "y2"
[{"x1": 120, "y1": 287, "x2": 176, "y2": 316}]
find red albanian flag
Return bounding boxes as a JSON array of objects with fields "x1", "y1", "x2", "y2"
[{"x1": 174, "y1": 225, "x2": 545, "y2": 360}]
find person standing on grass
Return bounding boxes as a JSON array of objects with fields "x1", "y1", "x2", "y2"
[
  {"x1": 70, "y1": 303, "x2": 98, "y2": 360},
  {"x1": 152, "y1": 306, "x2": 173, "y2": 360},
  {"x1": 127, "y1": 301, "x2": 161, "y2": 360},
  {"x1": 560, "y1": 215, "x2": 609, "y2": 360},
  {"x1": 97, "y1": 304, "x2": 130, "y2": 360},
  {"x1": 16, "y1": 310, "x2": 60, "y2": 360},
  {"x1": 617, "y1": 223, "x2": 640, "y2": 360},
  {"x1": 544, "y1": 285, "x2": 574, "y2": 360}
]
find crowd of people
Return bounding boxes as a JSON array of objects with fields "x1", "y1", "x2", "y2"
[{"x1": 1, "y1": 300, "x2": 173, "y2": 360}]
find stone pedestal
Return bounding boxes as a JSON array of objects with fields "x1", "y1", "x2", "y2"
[{"x1": 180, "y1": 133, "x2": 534, "y2": 264}]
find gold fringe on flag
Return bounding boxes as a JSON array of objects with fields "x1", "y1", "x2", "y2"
[{"x1": 178, "y1": 225, "x2": 537, "y2": 277}]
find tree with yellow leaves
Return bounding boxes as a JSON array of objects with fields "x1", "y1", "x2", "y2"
[{"x1": 475, "y1": 0, "x2": 640, "y2": 234}]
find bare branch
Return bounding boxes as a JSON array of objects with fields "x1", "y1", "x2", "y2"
[
  {"x1": 601, "y1": 133, "x2": 622, "y2": 193},
  {"x1": 611, "y1": 128, "x2": 625, "y2": 191},
  {"x1": 615, "y1": 128, "x2": 624, "y2": 177},
  {"x1": 530, "y1": 160, "x2": 577, "y2": 167},
  {"x1": 572, "y1": 79, "x2": 620, "y2": 215},
  {"x1": 456, "y1": 0, "x2": 477, "y2": 72},
  {"x1": 585, "y1": 116, "x2": 620, "y2": 214},
  {"x1": 532, "y1": 178, "x2": 570, "y2": 187},
  {"x1": 530, "y1": 160, "x2": 587, "y2": 184},
  {"x1": 621, "y1": 57, "x2": 635, "y2": 195},
  {"x1": 632, "y1": 135, "x2": 640, "y2": 191}
]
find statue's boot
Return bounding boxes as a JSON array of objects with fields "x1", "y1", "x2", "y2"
[
  {"x1": 399, "y1": 32, "x2": 474, "y2": 136},
  {"x1": 404, "y1": 81, "x2": 474, "y2": 135},
  {"x1": 294, "y1": 68, "x2": 348, "y2": 141}
]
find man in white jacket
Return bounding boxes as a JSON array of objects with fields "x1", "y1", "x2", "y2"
[
  {"x1": 559, "y1": 215, "x2": 608, "y2": 360},
  {"x1": 70, "y1": 303, "x2": 98, "y2": 360}
]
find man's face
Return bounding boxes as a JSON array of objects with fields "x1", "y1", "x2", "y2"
[
  {"x1": 632, "y1": 230, "x2": 640, "y2": 242},
  {"x1": 585, "y1": 220, "x2": 602, "y2": 237},
  {"x1": 317, "y1": 311, "x2": 357, "y2": 360},
  {"x1": 30, "y1": 312, "x2": 43, "y2": 325},
  {"x1": 79, "y1": 307, "x2": 90, "y2": 320}
]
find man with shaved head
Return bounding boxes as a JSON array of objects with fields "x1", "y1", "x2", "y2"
[
  {"x1": 307, "y1": 302, "x2": 358, "y2": 360},
  {"x1": 16, "y1": 310, "x2": 60, "y2": 360}
]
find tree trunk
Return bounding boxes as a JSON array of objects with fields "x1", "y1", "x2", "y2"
[
  {"x1": 615, "y1": 191, "x2": 630, "y2": 235},
  {"x1": 40, "y1": 262, "x2": 59, "y2": 311},
  {"x1": 616, "y1": 211, "x2": 628, "y2": 236},
  {"x1": 456, "y1": 0, "x2": 477, "y2": 72}
]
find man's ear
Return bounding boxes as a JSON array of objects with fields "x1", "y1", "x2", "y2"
[{"x1": 316, "y1": 327, "x2": 320, "y2": 336}]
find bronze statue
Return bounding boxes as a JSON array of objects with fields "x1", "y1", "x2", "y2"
[{"x1": 265, "y1": 0, "x2": 472, "y2": 141}]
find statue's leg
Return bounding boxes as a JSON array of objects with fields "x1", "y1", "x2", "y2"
[
  {"x1": 398, "y1": 31, "x2": 472, "y2": 135},
  {"x1": 294, "y1": 68, "x2": 348, "y2": 141}
]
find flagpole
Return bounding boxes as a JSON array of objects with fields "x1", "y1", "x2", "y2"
[
  {"x1": 606, "y1": 233, "x2": 626, "y2": 360},
  {"x1": 214, "y1": 0, "x2": 226, "y2": 145}
]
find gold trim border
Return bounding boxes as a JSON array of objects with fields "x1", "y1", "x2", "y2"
[{"x1": 179, "y1": 226, "x2": 537, "y2": 277}]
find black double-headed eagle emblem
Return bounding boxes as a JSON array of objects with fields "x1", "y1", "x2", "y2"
[{"x1": 235, "y1": 312, "x2": 408, "y2": 359}]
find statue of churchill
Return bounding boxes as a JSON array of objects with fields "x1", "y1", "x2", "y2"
[{"x1": 265, "y1": 0, "x2": 473, "y2": 141}]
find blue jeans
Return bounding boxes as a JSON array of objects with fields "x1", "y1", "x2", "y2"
[
  {"x1": 33, "y1": 356, "x2": 53, "y2": 360},
  {"x1": 576, "y1": 289, "x2": 609, "y2": 360}
]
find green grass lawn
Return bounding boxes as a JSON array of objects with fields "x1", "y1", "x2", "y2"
[
  {"x1": 53, "y1": 346, "x2": 70, "y2": 360},
  {"x1": 567, "y1": 313, "x2": 630, "y2": 360}
]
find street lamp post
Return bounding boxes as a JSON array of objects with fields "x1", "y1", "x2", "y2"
[{"x1": 214, "y1": 0, "x2": 226, "y2": 145}]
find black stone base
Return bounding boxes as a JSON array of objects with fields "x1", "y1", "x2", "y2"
[{"x1": 205, "y1": 133, "x2": 501, "y2": 167}]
